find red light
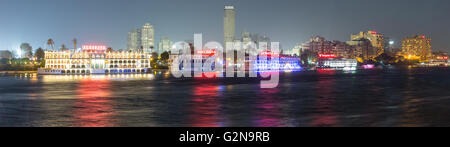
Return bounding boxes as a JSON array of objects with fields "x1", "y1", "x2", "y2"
[
  {"x1": 82, "y1": 45, "x2": 107, "y2": 52},
  {"x1": 318, "y1": 54, "x2": 336, "y2": 58},
  {"x1": 318, "y1": 69, "x2": 336, "y2": 72},
  {"x1": 196, "y1": 50, "x2": 216, "y2": 56},
  {"x1": 260, "y1": 51, "x2": 279, "y2": 57},
  {"x1": 369, "y1": 31, "x2": 377, "y2": 34},
  {"x1": 421, "y1": 35, "x2": 426, "y2": 39}
]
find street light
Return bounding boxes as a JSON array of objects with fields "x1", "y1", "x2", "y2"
[{"x1": 389, "y1": 41, "x2": 394, "y2": 45}]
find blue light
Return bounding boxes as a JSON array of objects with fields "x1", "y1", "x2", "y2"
[{"x1": 254, "y1": 56, "x2": 302, "y2": 72}]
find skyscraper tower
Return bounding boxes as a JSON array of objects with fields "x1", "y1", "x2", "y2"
[
  {"x1": 224, "y1": 6, "x2": 235, "y2": 46},
  {"x1": 127, "y1": 29, "x2": 141, "y2": 52},
  {"x1": 141, "y1": 23, "x2": 155, "y2": 53}
]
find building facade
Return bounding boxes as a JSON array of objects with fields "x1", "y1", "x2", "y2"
[
  {"x1": 401, "y1": 35, "x2": 432, "y2": 61},
  {"x1": 127, "y1": 23, "x2": 154, "y2": 53},
  {"x1": 347, "y1": 38, "x2": 376, "y2": 60},
  {"x1": 350, "y1": 31, "x2": 384, "y2": 56},
  {"x1": 332, "y1": 41, "x2": 355, "y2": 59},
  {"x1": 301, "y1": 36, "x2": 334, "y2": 54},
  {"x1": 127, "y1": 29, "x2": 142, "y2": 52},
  {"x1": 158, "y1": 37, "x2": 173, "y2": 55},
  {"x1": 224, "y1": 6, "x2": 236, "y2": 45},
  {"x1": 0, "y1": 50, "x2": 13, "y2": 60},
  {"x1": 141, "y1": 23, "x2": 155, "y2": 53}
]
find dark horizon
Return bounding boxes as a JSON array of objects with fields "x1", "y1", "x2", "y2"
[{"x1": 1, "y1": 0, "x2": 449, "y2": 52}]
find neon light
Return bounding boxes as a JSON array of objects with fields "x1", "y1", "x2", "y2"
[
  {"x1": 421, "y1": 35, "x2": 426, "y2": 39},
  {"x1": 318, "y1": 54, "x2": 336, "y2": 58},
  {"x1": 369, "y1": 31, "x2": 377, "y2": 34},
  {"x1": 260, "y1": 51, "x2": 279, "y2": 57},
  {"x1": 196, "y1": 50, "x2": 216, "y2": 56},
  {"x1": 318, "y1": 69, "x2": 336, "y2": 72},
  {"x1": 363, "y1": 64, "x2": 375, "y2": 69},
  {"x1": 254, "y1": 56, "x2": 302, "y2": 72},
  {"x1": 82, "y1": 45, "x2": 107, "y2": 52}
]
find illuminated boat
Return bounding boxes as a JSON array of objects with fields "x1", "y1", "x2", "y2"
[
  {"x1": 253, "y1": 51, "x2": 302, "y2": 72},
  {"x1": 38, "y1": 45, "x2": 152, "y2": 75},
  {"x1": 317, "y1": 54, "x2": 357, "y2": 71}
]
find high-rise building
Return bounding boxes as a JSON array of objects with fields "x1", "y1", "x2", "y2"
[
  {"x1": 141, "y1": 23, "x2": 155, "y2": 53},
  {"x1": 350, "y1": 31, "x2": 384, "y2": 56},
  {"x1": 347, "y1": 38, "x2": 375, "y2": 60},
  {"x1": 127, "y1": 29, "x2": 141, "y2": 52},
  {"x1": 401, "y1": 35, "x2": 431, "y2": 61},
  {"x1": 158, "y1": 37, "x2": 173, "y2": 55},
  {"x1": 332, "y1": 41, "x2": 354, "y2": 58},
  {"x1": 301, "y1": 36, "x2": 334, "y2": 54},
  {"x1": 242, "y1": 31, "x2": 251, "y2": 45},
  {"x1": 224, "y1": 6, "x2": 235, "y2": 45}
]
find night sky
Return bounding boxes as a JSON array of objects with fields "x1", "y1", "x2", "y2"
[{"x1": 1, "y1": 0, "x2": 449, "y2": 52}]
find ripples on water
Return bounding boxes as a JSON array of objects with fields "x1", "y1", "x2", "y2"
[{"x1": 1, "y1": 67, "x2": 450, "y2": 127}]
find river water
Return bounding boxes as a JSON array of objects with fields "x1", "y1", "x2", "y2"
[{"x1": 1, "y1": 67, "x2": 450, "y2": 127}]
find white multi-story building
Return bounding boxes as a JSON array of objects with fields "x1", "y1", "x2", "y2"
[
  {"x1": 157, "y1": 37, "x2": 173, "y2": 55},
  {"x1": 127, "y1": 29, "x2": 141, "y2": 52},
  {"x1": 224, "y1": 6, "x2": 235, "y2": 45},
  {"x1": 127, "y1": 22, "x2": 155, "y2": 53},
  {"x1": 141, "y1": 23, "x2": 155, "y2": 53}
]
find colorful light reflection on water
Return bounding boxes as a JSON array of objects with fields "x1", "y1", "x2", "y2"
[
  {"x1": 189, "y1": 83, "x2": 224, "y2": 127},
  {"x1": 74, "y1": 78, "x2": 115, "y2": 127}
]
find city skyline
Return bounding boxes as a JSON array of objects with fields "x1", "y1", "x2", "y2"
[{"x1": 1, "y1": 0, "x2": 450, "y2": 52}]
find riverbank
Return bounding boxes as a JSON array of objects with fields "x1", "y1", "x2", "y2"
[{"x1": 0, "y1": 71, "x2": 37, "y2": 74}]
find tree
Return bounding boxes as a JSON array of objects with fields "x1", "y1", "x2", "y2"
[
  {"x1": 61, "y1": 44, "x2": 68, "y2": 51},
  {"x1": 151, "y1": 52, "x2": 159, "y2": 67},
  {"x1": 72, "y1": 38, "x2": 77, "y2": 51},
  {"x1": 20, "y1": 43, "x2": 33, "y2": 58},
  {"x1": 107, "y1": 47, "x2": 114, "y2": 52},
  {"x1": 161, "y1": 51, "x2": 170, "y2": 62},
  {"x1": 375, "y1": 53, "x2": 396, "y2": 65},
  {"x1": 151, "y1": 52, "x2": 159, "y2": 60},
  {"x1": 47, "y1": 38, "x2": 54, "y2": 50},
  {"x1": 35, "y1": 48, "x2": 45, "y2": 61}
]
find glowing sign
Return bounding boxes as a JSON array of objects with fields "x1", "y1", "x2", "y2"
[
  {"x1": 369, "y1": 31, "x2": 377, "y2": 35},
  {"x1": 260, "y1": 51, "x2": 279, "y2": 57},
  {"x1": 318, "y1": 54, "x2": 336, "y2": 58},
  {"x1": 82, "y1": 45, "x2": 107, "y2": 52},
  {"x1": 421, "y1": 35, "x2": 426, "y2": 39},
  {"x1": 196, "y1": 50, "x2": 216, "y2": 56}
]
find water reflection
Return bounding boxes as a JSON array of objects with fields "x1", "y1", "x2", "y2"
[
  {"x1": 1, "y1": 68, "x2": 450, "y2": 127},
  {"x1": 73, "y1": 78, "x2": 115, "y2": 127},
  {"x1": 189, "y1": 83, "x2": 223, "y2": 127},
  {"x1": 400, "y1": 70, "x2": 425, "y2": 127},
  {"x1": 312, "y1": 77, "x2": 338, "y2": 127},
  {"x1": 41, "y1": 74, "x2": 155, "y2": 83},
  {"x1": 254, "y1": 88, "x2": 283, "y2": 127}
]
